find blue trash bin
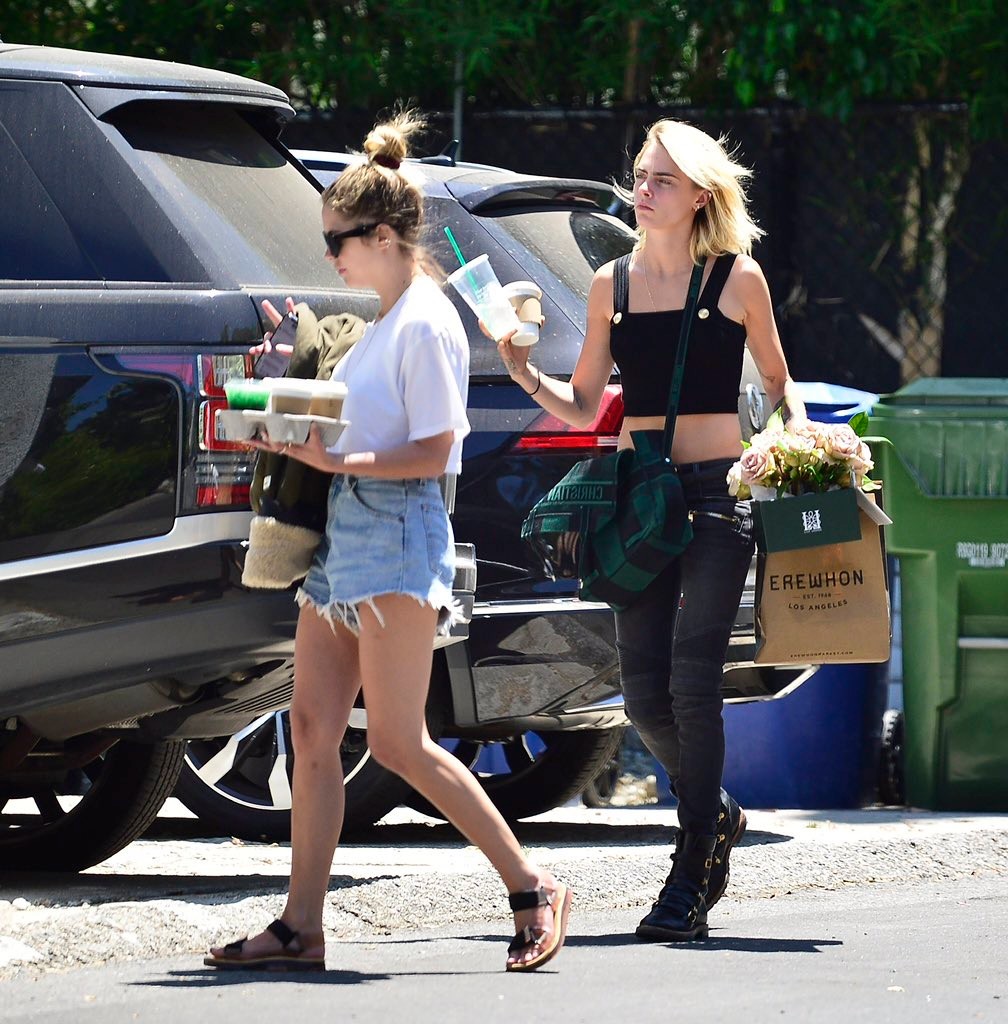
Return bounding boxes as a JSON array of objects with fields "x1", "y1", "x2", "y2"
[
  {"x1": 648, "y1": 664, "x2": 887, "y2": 809},
  {"x1": 721, "y1": 664, "x2": 887, "y2": 808},
  {"x1": 794, "y1": 381, "x2": 879, "y2": 424}
]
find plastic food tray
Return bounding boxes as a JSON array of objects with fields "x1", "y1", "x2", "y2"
[{"x1": 216, "y1": 409, "x2": 349, "y2": 447}]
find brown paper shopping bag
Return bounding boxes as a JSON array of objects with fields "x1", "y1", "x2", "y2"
[{"x1": 753, "y1": 491, "x2": 891, "y2": 665}]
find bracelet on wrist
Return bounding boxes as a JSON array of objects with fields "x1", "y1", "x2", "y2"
[{"x1": 527, "y1": 366, "x2": 541, "y2": 397}]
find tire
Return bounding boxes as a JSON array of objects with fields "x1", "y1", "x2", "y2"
[
  {"x1": 408, "y1": 727, "x2": 626, "y2": 822},
  {"x1": 0, "y1": 738, "x2": 185, "y2": 872},
  {"x1": 581, "y1": 753, "x2": 622, "y2": 808},
  {"x1": 175, "y1": 692, "x2": 440, "y2": 842},
  {"x1": 878, "y1": 708, "x2": 905, "y2": 806}
]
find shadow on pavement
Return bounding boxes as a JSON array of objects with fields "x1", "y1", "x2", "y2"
[
  {"x1": 343, "y1": 818, "x2": 792, "y2": 850},
  {"x1": 0, "y1": 872, "x2": 393, "y2": 905},
  {"x1": 133, "y1": 967, "x2": 393, "y2": 987},
  {"x1": 143, "y1": 813, "x2": 793, "y2": 851},
  {"x1": 568, "y1": 932, "x2": 843, "y2": 954}
]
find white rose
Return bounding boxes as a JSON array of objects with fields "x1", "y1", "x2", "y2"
[
  {"x1": 823, "y1": 423, "x2": 862, "y2": 463},
  {"x1": 848, "y1": 440, "x2": 874, "y2": 482},
  {"x1": 727, "y1": 462, "x2": 751, "y2": 499}
]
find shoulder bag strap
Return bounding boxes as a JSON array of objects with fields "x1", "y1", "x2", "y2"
[{"x1": 660, "y1": 262, "x2": 705, "y2": 459}]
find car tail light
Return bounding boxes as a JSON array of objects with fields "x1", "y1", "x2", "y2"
[
  {"x1": 512, "y1": 384, "x2": 623, "y2": 453},
  {"x1": 116, "y1": 353, "x2": 257, "y2": 510}
]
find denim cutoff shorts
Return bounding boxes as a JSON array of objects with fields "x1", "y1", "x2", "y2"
[{"x1": 295, "y1": 475, "x2": 456, "y2": 636}]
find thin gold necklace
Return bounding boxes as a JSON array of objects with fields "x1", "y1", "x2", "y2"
[
  {"x1": 641, "y1": 255, "x2": 658, "y2": 311},
  {"x1": 642, "y1": 255, "x2": 698, "y2": 310}
]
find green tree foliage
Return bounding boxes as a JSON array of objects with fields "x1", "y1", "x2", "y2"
[
  {"x1": 3, "y1": 0, "x2": 1002, "y2": 136},
  {"x1": 698, "y1": 0, "x2": 1004, "y2": 138}
]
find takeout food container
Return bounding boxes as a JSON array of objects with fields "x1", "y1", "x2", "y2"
[{"x1": 215, "y1": 409, "x2": 348, "y2": 448}]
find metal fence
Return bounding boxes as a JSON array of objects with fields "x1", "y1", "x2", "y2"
[{"x1": 285, "y1": 105, "x2": 1006, "y2": 395}]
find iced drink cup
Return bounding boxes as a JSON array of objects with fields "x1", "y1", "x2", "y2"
[
  {"x1": 447, "y1": 255, "x2": 522, "y2": 341},
  {"x1": 266, "y1": 382, "x2": 311, "y2": 415},
  {"x1": 266, "y1": 379, "x2": 348, "y2": 418},
  {"x1": 224, "y1": 379, "x2": 270, "y2": 410},
  {"x1": 307, "y1": 395, "x2": 345, "y2": 419},
  {"x1": 501, "y1": 281, "x2": 543, "y2": 346}
]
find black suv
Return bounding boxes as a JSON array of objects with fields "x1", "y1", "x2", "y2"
[
  {"x1": 0, "y1": 44, "x2": 479, "y2": 870},
  {"x1": 170, "y1": 148, "x2": 816, "y2": 840}
]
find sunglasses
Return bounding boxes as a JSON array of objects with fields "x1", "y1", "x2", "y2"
[{"x1": 323, "y1": 222, "x2": 379, "y2": 258}]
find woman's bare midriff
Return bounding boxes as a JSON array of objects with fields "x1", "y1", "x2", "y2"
[{"x1": 618, "y1": 413, "x2": 744, "y2": 464}]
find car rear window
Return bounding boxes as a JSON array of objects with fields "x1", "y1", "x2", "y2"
[
  {"x1": 109, "y1": 103, "x2": 333, "y2": 287},
  {"x1": 0, "y1": 79, "x2": 184, "y2": 283}
]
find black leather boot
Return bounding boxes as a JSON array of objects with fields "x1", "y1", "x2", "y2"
[
  {"x1": 707, "y1": 791, "x2": 747, "y2": 908},
  {"x1": 635, "y1": 830, "x2": 716, "y2": 941}
]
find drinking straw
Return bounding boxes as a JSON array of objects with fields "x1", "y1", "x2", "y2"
[
  {"x1": 443, "y1": 226, "x2": 467, "y2": 268},
  {"x1": 444, "y1": 226, "x2": 482, "y2": 292}
]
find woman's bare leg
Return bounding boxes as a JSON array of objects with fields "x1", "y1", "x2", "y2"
[
  {"x1": 209, "y1": 604, "x2": 359, "y2": 958},
  {"x1": 359, "y1": 594, "x2": 565, "y2": 966}
]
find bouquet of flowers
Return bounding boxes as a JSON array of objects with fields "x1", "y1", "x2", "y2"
[{"x1": 727, "y1": 410, "x2": 878, "y2": 500}]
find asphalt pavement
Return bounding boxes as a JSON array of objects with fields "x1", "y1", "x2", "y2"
[
  {"x1": 3, "y1": 875, "x2": 1006, "y2": 1023},
  {"x1": 2, "y1": 801, "x2": 1006, "y2": 1023}
]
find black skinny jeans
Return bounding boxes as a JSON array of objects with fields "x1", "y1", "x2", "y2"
[{"x1": 614, "y1": 452, "x2": 754, "y2": 837}]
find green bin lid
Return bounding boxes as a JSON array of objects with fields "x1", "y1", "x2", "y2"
[
  {"x1": 876, "y1": 378, "x2": 1008, "y2": 407},
  {"x1": 868, "y1": 378, "x2": 1008, "y2": 498}
]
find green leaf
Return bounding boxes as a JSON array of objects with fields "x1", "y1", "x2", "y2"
[
  {"x1": 848, "y1": 411, "x2": 870, "y2": 436},
  {"x1": 765, "y1": 407, "x2": 786, "y2": 433}
]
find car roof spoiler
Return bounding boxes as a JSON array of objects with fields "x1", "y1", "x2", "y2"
[{"x1": 450, "y1": 177, "x2": 614, "y2": 214}]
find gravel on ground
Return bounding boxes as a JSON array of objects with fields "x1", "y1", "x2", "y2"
[{"x1": 2, "y1": 801, "x2": 1006, "y2": 979}]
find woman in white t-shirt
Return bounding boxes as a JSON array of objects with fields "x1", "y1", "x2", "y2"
[{"x1": 205, "y1": 113, "x2": 571, "y2": 975}]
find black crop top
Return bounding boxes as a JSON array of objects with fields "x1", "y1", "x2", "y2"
[{"x1": 609, "y1": 253, "x2": 746, "y2": 416}]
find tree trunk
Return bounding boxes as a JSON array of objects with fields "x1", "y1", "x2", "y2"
[{"x1": 858, "y1": 114, "x2": 970, "y2": 383}]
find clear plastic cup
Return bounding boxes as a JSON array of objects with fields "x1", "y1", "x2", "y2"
[{"x1": 446, "y1": 255, "x2": 522, "y2": 341}]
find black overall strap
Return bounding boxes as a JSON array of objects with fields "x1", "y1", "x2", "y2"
[
  {"x1": 612, "y1": 253, "x2": 632, "y2": 317},
  {"x1": 697, "y1": 253, "x2": 737, "y2": 313},
  {"x1": 660, "y1": 262, "x2": 705, "y2": 459}
]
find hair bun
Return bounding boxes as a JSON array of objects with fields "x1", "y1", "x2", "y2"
[{"x1": 361, "y1": 110, "x2": 423, "y2": 172}]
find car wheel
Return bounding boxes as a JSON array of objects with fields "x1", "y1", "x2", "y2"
[
  {"x1": 0, "y1": 738, "x2": 185, "y2": 872},
  {"x1": 174, "y1": 693, "x2": 435, "y2": 841},
  {"x1": 408, "y1": 727, "x2": 626, "y2": 822},
  {"x1": 878, "y1": 708, "x2": 905, "y2": 806},
  {"x1": 580, "y1": 753, "x2": 622, "y2": 808}
]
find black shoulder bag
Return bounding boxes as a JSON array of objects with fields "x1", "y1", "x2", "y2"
[{"x1": 520, "y1": 257, "x2": 704, "y2": 610}]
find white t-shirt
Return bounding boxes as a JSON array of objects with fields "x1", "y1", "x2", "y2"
[{"x1": 328, "y1": 275, "x2": 470, "y2": 476}]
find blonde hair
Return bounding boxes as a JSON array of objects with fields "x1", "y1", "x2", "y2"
[
  {"x1": 321, "y1": 109, "x2": 428, "y2": 258},
  {"x1": 615, "y1": 119, "x2": 765, "y2": 263}
]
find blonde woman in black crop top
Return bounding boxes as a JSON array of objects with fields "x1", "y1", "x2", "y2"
[{"x1": 496, "y1": 118, "x2": 807, "y2": 942}]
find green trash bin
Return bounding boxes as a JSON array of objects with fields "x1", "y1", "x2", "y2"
[{"x1": 867, "y1": 378, "x2": 1008, "y2": 810}]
